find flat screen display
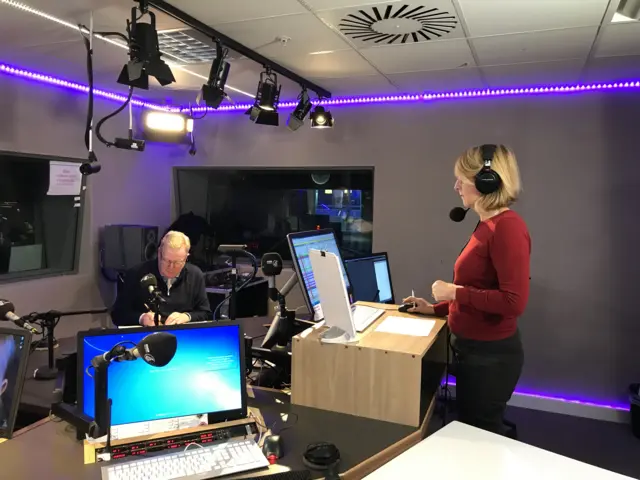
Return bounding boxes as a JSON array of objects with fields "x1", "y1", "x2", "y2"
[{"x1": 0, "y1": 331, "x2": 29, "y2": 439}]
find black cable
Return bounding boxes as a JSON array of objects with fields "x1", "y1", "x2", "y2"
[
  {"x1": 212, "y1": 253, "x2": 259, "y2": 321},
  {"x1": 95, "y1": 87, "x2": 134, "y2": 147},
  {"x1": 79, "y1": 28, "x2": 93, "y2": 152}
]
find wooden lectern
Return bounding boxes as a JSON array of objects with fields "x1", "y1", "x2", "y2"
[{"x1": 291, "y1": 302, "x2": 447, "y2": 427}]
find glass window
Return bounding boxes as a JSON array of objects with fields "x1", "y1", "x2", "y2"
[
  {"x1": 174, "y1": 168, "x2": 374, "y2": 262},
  {"x1": 0, "y1": 151, "x2": 85, "y2": 283}
]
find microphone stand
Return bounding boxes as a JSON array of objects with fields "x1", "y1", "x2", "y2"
[
  {"x1": 32, "y1": 308, "x2": 108, "y2": 381},
  {"x1": 147, "y1": 293, "x2": 165, "y2": 326},
  {"x1": 228, "y1": 251, "x2": 239, "y2": 320}
]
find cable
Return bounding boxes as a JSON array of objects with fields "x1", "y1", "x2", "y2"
[
  {"x1": 212, "y1": 253, "x2": 259, "y2": 321},
  {"x1": 95, "y1": 87, "x2": 134, "y2": 147}
]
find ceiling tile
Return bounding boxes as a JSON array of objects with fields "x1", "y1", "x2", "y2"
[
  {"x1": 306, "y1": 74, "x2": 396, "y2": 96},
  {"x1": 585, "y1": 55, "x2": 640, "y2": 82},
  {"x1": 595, "y1": 23, "x2": 640, "y2": 58},
  {"x1": 276, "y1": 49, "x2": 379, "y2": 78},
  {"x1": 360, "y1": 39, "x2": 475, "y2": 74},
  {"x1": 209, "y1": 13, "x2": 352, "y2": 58},
  {"x1": 164, "y1": 0, "x2": 307, "y2": 24},
  {"x1": 388, "y1": 67, "x2": 485, "y2": 92},
  {"x1": 317, "y1": 0, "x2": 464, "y2": 49},
  {"x1": 304, "y1": 0, "x2": 402, "y2": 11},
  {"x1": 0, "y1": 5, "x2": 80, "y2": 48},
  {"x1": 482, "y1": 59, "x2": 585, "y2": 87},
  {"x1": 472, "y1": 27, "x2": 597, "y2": 66},
  {"x1": 457, "y1": 0, "x2": 609, "y2": 37}
]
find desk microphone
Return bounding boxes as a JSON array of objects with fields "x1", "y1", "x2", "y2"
[
  {"x1": 261, "y1": 252, "x2": 283, "y2": 302},
  {"x1": 449, "y1": 207, "x2": 469, "y2": 222},
  {"x1": 140, "y1": 274, "x2": 165, "y2": 303},
  {"x1": 94, "y1": 332, "x2": 178, "y2": 368},
  {"x1": 0, "y1": 299, "x2": 38, "y2": 334}
]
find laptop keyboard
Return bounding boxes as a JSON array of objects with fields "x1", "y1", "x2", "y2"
[{"x1": 352, "y1": 305, "x2": 384, "y2": 332}]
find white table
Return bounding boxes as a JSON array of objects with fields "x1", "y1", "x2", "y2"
[{"x1": 364, "y1": 421, "x2": 634, "y2": 479}]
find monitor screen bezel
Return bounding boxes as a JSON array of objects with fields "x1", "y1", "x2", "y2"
[
  {"x1": 344, "y1": 252, "x2": 395, "y2": 304},
  {"x1": 76, "y1": 321, "x2": 248, "y2": 426},
  {"x1": 0, "y1": 325, "x2": 32, "y2": 440},
  {"x1": 286, "y1": 228, "x2": 351, "y2": 321}
]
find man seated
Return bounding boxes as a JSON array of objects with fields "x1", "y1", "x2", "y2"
[{"x1": 111, "y1": 230, "x2": 211, "y2": 327}]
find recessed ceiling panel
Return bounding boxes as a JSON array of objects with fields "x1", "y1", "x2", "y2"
[{"x1": 164, "y1": 0, "x2": 307, "y2": 25}]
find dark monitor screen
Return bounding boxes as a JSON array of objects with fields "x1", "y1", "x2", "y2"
[
  {"x1": 0, "y1": 327, "x2": 30, "y2": 439},
  {"x1": 78, "y1": 323, "x2": 246, "y2": 427},
  {"x1": 345, "y1": 253, "x2": 395, "y2": 304},
  {"x1": 288, "y1": 229, "x2": 351, "y2": 320}
]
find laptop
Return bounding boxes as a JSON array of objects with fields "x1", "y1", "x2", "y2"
[
  {"x1": 308, "y1": 249, "x2": 384, "y2": 343},
  {"x1": 345, "y1": 252, "x2": 395, "y2": 304},
  {"x1": 0, "y1": 324, "x2": 31, "y2": 440}
]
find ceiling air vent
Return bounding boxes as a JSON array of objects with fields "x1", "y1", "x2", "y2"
[{"x1": 338, "y1": 4, "x2": 457, "y2": 45}]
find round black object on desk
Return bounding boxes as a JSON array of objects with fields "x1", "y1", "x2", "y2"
[{"x1": 302, "y1": 442, "x2": 340, "y2": 479}]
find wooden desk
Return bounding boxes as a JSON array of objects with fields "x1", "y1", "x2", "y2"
[
  {"x1": 363, "y1": 421, "x2": 634, "y2": 480},
  {"x1": 2, "y1": 387, "x2": 435, "y2": 480}
]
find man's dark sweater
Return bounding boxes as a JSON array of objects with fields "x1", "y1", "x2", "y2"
[{"x1": 111, "y1": 260, "x2": 211, "y2": 327}]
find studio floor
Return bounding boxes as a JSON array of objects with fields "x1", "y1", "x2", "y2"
[{"x1": 430, "y1": 406, "x2": 640, "y2": 479}]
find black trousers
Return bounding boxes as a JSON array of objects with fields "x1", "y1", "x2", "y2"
[{"x1": 451, "y1": 330, "x2": 524, "y2": 435}]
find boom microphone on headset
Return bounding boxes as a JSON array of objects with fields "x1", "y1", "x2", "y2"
[{"x1": 449, "y1": 207, "x2": 469, "y2": 222}]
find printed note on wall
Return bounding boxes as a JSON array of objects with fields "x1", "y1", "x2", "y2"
[{"x1": 47, "y1": 161, "x2": 82, "y2": 196}]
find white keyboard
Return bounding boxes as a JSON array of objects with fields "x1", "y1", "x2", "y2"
[
  {"x1": 352, "y1": 305, "x2": 384, "y2": 332},
  {"x1": 101, "y1": 438, "x2": 269, "y2": 480}
]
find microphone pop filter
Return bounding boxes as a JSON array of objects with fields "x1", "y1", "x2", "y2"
[
  {"x1": 135, "y1": 332, "x2": 177, "y2": 367},
  {"x1": 449, "y1": 207, "x2": 469, "y2": 222},
  {"x1": 261, "y1": 252, "x2": 283, "y2": 276},
  {"x1": 0, "y1": 300, "x2": 16, "y2": 317}
]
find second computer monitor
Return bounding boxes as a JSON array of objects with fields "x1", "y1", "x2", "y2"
[
  {"x1": 345, "y1": 252, "x2": 395, "y2": 304},
  {"x1": 287, "y1": 229, "x2": 351, "y2": 321}
]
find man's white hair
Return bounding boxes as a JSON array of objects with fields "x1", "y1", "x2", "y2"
[{"x1": 160, "y1": 231, "x2": 191, "y2": 252}]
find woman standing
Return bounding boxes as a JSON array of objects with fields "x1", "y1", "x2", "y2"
[{"x1": 404, "y1": 144, "x2": 531, "y2": 435}]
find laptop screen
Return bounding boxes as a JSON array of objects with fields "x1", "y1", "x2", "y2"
[
  {"x1": 78, "y1": 323, "x2": 246, "y2": 427},
  {"x1": 345, "y1": 253, "x2": 394, "y2": 304},
  {"x1": 0, "y1": 329, "x2": 29, "y2": 439}
]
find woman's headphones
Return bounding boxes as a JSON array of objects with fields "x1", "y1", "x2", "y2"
[
  {"x1": 303, "y1": 442, "x2": 340, "y2": 477},
  {"x1": 475, "y1": 144, "x2": 502, "y2": 195}
]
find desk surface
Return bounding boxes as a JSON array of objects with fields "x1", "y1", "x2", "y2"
[
  {"x1": 19, "y1": 317, "x2": 273, "y2": 416},
  {"x1": 363, "y1": 421, "x2": 634, "y2": 480},
  {"x1": 2, "y1": 387, "x2": 428, "y2": 480}
]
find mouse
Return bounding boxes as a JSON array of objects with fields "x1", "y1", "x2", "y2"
[
  {"x1": 262, "y1": 435, "x2": 284, "y2": 463},
  {"x1": 398, "y1": 302, "x2": 416, "y2": 313}
]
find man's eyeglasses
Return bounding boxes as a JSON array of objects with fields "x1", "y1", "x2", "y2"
[{"x1": 160, "y1": 257, "x2": 187, "y2": 267}]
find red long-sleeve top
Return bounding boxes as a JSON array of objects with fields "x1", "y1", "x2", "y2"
[{"x1": 433, "y1": 210, "x2": 531, "y2": 341}]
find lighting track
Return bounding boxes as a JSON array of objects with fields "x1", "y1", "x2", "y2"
[{"x1": 0, "y1": 0, "x2": 255, "y2": 98}]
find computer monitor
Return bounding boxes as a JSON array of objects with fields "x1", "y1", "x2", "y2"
[
  {"x1": 287, "y1": 229, "x2": 351, "y2": 320},
  {"x1": 345, "y1": 252, "x2": 395, "y2": 304},
  {"x1": 77, "y1": 322, "x2": 247, "y2": 429},
  {"x1": 0, "y1": 325, "x2": 31, "y2": 439}
]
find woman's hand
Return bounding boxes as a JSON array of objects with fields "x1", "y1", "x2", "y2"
[
  {"x1": 402, "y1": 296, "x2": 434, "y2": 315},
  {"x1": 431, "y1": 280, "x2": 461, "y2": 302}
]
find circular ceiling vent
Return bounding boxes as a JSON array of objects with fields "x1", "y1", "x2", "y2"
[{"x1": 338, "y1": 4, "x2": 457, "y2": 45}]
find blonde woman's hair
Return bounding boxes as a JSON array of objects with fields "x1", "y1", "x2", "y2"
[
  {"x1": 160, "y1": 231, "x2": 191, "y2": 253},
  {"x1": 454, "y1": 144, "x2": 522, "y2": 212}
]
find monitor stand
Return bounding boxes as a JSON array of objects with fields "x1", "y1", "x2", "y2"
[{"x1": 318, "y1": 325, "x2": 357, "y2": 344}]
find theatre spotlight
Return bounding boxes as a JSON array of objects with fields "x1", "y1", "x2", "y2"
[
  {"x1": 310, "y1": 105, "x2": 334, "y2": 129},
  {"x1": 287, "y1": 89, "x2": 313, "y2": 132},
  {"x1": 255, "y1": 68, "x2": 281, "y2": 112},
  {"x1": 197, "y1": 40, "x2": 231, "y2": 109},
  {"x1": 141, "y1": 111, "x2": 194, "y2": 143},
  {"x1": 117, "y1": 5, "x2": 175, "y2": 90}
]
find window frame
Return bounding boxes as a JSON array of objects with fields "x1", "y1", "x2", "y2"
[{"x1": 0, "y1": 150, "x2": 87, "y2": 284}]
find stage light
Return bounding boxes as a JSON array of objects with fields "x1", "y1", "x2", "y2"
[
  {"x1": 117, "y1": 5, "x2": 175, "y2": 89},
  {"x1": 197, "y1": 40, "x2": 231, "y2": 109},
  {"x1": 254, "y1": 68, "x2": 281, "y2": 112},
  {"x1": 142, "y1": 111, "x2": 194, "y2": 143},
  {"x1": 310, "y1": 106, "x2": 334, "y2": 129},
  {"x1": 287, "y1": 89, "x2": 313, "y2": 132}
]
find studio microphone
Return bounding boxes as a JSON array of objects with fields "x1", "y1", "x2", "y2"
[
  {"x1": 0, "y1": 299, "x2": 38, "y2": 334},
  {"x1": 449, "y1": 207, "x2": 470, "y2": 222},
  {"x1": 140, "y1": 274, "x2": 165, "y2": 303},
  {"x1": 95, "y1": 332, "x2": 178, "y2": 368},
  {"x1": 261, "y1": 252, "x2": 283, "y2": 302}
]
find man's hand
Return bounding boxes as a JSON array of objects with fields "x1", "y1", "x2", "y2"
[
  {"x1": 139, "y1": 312, "x2": 156, "y2": 327},
  {"x1": 165, "y1": 312, "x2": 190, "y2": 325},
  {"x1": 431, "y1": 280, "x2": 461, "y2": 302}
]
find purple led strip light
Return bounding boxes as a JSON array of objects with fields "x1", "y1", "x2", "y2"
[
  {"x1": 1, "y1": 59, "x2": 635, "y2": 411},
  {"x1": 0, "y1": 63, "x2": 174, "y2": 111}
]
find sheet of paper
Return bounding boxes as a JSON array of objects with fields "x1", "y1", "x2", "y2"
[
  {"x1": 375, "y1": 316, "x2": 435, "y2": 337},
  {"x1": 47, "y1": 161, "x2": 82, "y2": 196}
]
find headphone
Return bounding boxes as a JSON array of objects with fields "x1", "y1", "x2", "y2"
[
  {"x1": 303, "y1": 442, "x2": 340, "y2": 477},
  {"x1": 475, "y1": 144, "x2": 502, "y2": 195}
]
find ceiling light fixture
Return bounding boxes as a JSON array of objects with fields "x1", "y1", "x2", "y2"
[
  {"x1": 0, "y1": 0, "x2": 255, "y2": 98},
  {"x1": 197, "y1": 39, "x2": 230, "y2": 109},
  {"x1": 117, "y1": 1, "x2": 175, "y2": 89},
  {"x1": 310, "y1": 105, "x2": 334, "y2": 129},
  {"x1": 614, "y1": 0, "x2": 640, "y2": 22},
  {"x1": 287, "y1": 89, "x2": 313, "y2": 132}
]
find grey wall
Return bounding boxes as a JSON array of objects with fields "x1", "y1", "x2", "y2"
[
  {"x1": 178, "y1": 93, "x2": 640, "y2": 406},
  {"x1": 2, "y1": 71, "x2": 639, "y2": 406}
]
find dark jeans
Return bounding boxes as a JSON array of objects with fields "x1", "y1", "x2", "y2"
[{"x1": 451, "y1": 330, "x2": 524, "y2": 435}]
